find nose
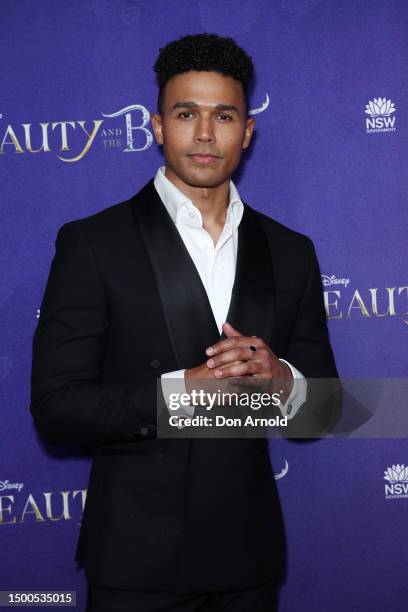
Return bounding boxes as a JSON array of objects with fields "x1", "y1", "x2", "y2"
[{"x1": 194, "y1": 116, "x2": 215, "y2": 144}]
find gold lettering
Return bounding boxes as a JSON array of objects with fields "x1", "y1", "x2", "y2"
[
  {"x1": 398, "y1": 287, "x2": 408, "y2": 324},
  {"x1": 51, "y1": 121, "x2": 76, "y2": 150},
  {"x1": 0, "y1": 125, "x2": 24, "y2": 153},
  {"x1": 398, "y1": 286, "x2": 408, "y2": 305},
  {"x1": 324, "y1": 290, "x2": 343, "y2": 319},
  {"x1": 72, "y1": 490, "x2": 87, "y2": 513},
  {"x1": 43, "y1": 491, "x2": 71, "y2": 521},
  {"x1": 101, "y1": 128, "x2": 121, "y2": 137},
  {"x1": 23, "y1": 123, "x2": 51, "y2": 153},
  {"x1": 0, "y1": 495, "x2": 16, "y2": 525},
  {"x1": 20, "y1": 494, "x2": 45, "y2": 522},
  {"x1": 347, "y1": 290, "x2": 370, "y2": 317},
  {"x1": 370, "y1": 288, "x2": 396, "y2": 317},
  {"x1": 58, "y1": 120, "x2": 103, "y2": 162}
]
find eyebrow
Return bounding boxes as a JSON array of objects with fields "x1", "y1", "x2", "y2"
[{"x1": 172, "y1": 101, "x2": 240, "y2": 114}]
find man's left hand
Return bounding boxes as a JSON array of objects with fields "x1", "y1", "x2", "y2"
[{"x1": 205, "y1": 322, "x2": 294, "y2": 401}]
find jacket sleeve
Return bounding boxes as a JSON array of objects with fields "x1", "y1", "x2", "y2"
[
  {"x1": 30, "y1": 222, "x2": 159, "y2": 447},
  {"x1": 285, "y1": 237, "x2": 338, "y2": 378},
  {"x1": 283, "y1": 238, "x2": 342, "y2": 437}
]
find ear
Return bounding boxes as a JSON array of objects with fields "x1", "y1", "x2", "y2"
[
  {"x1": 151, "y1": 113, "x2": 163, "y2": 145},
  {"x1": 242, "y1": 117, "x2": 255, "y2": 150}
]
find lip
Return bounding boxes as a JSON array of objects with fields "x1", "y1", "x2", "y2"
[{"x1": 187, "y1": 154, "x2": 220, "y2": 165}]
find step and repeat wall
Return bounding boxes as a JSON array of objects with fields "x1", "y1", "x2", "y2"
[{"x1": 1, "y1": 1, "x2": 407, "y2": 610}]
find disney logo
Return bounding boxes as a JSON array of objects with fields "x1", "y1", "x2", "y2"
[
  {"x1": 322, "y1": 275, "x2": 350, "y2": 288},
  {"x1": 0, "y1": 480, "x2": 24, "y2": 493}
]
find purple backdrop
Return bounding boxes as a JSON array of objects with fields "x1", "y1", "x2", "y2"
[{"x1": 1, "y1": 1, "x2": 407, "y2": 610}]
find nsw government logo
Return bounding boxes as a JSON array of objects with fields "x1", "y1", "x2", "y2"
[
  {"x1": 365, "y1": 98, "x2": 396, "y2": 134},
  {"x1": 384, "y1": 464, "x2": 408, "y2": 500}
]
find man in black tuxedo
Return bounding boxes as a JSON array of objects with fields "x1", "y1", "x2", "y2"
[{"x1": 31, "y1": 34, "x2": 338, "y2": 611}]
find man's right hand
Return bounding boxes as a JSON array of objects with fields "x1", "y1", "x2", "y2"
[{"x1": 184, "y1": 359, "x2": 246, "y2": 408}]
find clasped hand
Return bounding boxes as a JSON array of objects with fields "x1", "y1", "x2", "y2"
[{"x1": 185, "y1": 322, "x2": 293, "y2": 402}]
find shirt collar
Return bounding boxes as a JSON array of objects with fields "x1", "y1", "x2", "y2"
[{"x1": 153, "y1": 166, "x2": 243, "y2": 230}]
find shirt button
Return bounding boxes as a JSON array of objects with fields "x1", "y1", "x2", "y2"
[{"x1": 189, "y1": 212, "x2": 195, "y2": 220}]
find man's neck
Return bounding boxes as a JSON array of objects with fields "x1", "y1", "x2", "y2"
[{"x1": 164, "y1": 166, "x2": 230, "y2": 227}]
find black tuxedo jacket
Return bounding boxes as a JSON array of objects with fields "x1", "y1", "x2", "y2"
[{"x1": 30, "y1": 179, "x2": 338, "y2": 593}]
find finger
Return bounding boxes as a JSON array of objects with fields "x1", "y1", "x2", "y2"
[
  {"x1": 206, "y1": 335, "x2": 261, "y2": 357},
  {"x1": 213, "y1": 360, "x2": 258, "y2": 378},
  {"x1": 222, "y1": 322, "x2": 243, "y2": 338},
  {"x1": 207, "y1": 346, "x2": 261, "y2": 369}
]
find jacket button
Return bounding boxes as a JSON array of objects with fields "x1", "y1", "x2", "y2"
[
  {"x1": 150, "y1": 359, "x2": 161, "y2": 368},
  {"x1": 140, "y1": 427, "x2": 149, "y2": 436}
]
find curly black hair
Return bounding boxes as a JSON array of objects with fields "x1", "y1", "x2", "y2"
[{"x1": 154, "y1": 33, "x2": 254, "y2": 114}]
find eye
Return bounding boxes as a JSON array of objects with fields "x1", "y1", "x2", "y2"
[
  {"x1": 178, "y1": 111, "x2": 195, "y2": 119},
  {"x1": 217, "y1": 114, "x2": 233, "y2": 121}
]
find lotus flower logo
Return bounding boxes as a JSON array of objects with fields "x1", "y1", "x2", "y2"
[
  {"x1": 365, "y1": 98, "x2": 396, "y2": 118},
  {"x1": 384, "y1": 464, "x2": 408, "y2": 483}
]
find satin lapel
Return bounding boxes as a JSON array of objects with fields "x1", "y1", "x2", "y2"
[
  {"x1": 224, "y1": 205, "x2": 275, "y2": 343},
  {"x1": 130, "y1": 180, "x2": 220, "y2": 370}
]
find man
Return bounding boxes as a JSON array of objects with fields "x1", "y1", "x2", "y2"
[{"x1": 31, "y1": 34, "x2": 338, "y2": 611}]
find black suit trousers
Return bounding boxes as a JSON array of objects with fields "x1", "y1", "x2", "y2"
[{"x1": 86, "y1": 579, "x2": 279, "y2": 612}]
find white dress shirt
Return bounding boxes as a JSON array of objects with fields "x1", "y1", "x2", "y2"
[{"x1": 154, "y1": 166, "x2": 307, "y2": 420}]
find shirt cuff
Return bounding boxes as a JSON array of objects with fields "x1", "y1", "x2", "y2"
[
  {"x1": 278, "y1": 359, "x2": 307, "y2": 420},
  {"x1": 161, "y1": 370, "x2": 195, "y2": 427},
  {"x1": 162, "y1": 362, "x2": 307, "y2": 424}
]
